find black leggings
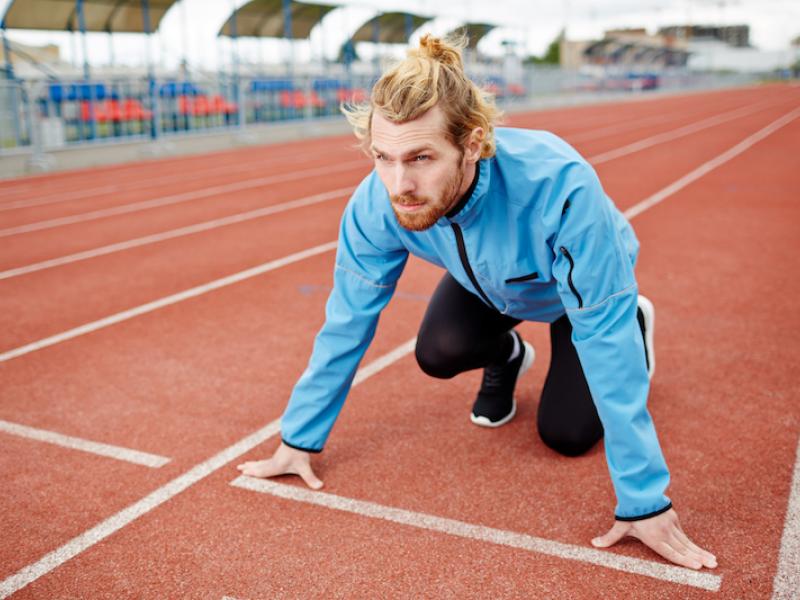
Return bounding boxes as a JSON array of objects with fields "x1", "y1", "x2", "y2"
[{"x1": 415, "y1": 273, "x2": 603, "y2": 456}]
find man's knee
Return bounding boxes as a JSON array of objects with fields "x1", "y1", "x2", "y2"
[
  {"x1": 537, "y1": 419, "x2": 603, "y2": 457},
  {"x1": 415, "y1": 330, "x2": 468, "y2": 379}
]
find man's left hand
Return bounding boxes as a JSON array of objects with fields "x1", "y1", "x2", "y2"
[{"x1": 591, "y1": 508, "x2": 717, "y2": 570}]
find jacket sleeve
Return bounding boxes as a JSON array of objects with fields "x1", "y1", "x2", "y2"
[
  {"x1": 550, "y1": 162, "x2": 671, "y2": 520},
  {"x1": 280, "y1": 190, "x2": 409, "y2": 452}
]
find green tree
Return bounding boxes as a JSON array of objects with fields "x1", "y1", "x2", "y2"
[{"x1": 524, "y1": 29, "x2": 564, "y2": 65}]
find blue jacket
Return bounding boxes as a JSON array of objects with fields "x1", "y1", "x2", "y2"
[{"x1": 280, "y1": 127, "x2": 671, "y2": 520}]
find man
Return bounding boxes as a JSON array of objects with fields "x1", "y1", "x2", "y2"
[{"x1": 238, "y1": 35, "x2": 716, "y2": 570}]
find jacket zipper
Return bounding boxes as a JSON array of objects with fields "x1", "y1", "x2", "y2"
[
  {"x1": 451, "y1": 223, "x2": 497, "y2": 310},
  {"x1": 559, "y1": 246, "x2": 583, "y2": 308}
]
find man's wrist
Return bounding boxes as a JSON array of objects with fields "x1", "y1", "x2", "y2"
[{"x1": 615, "y1": 502, "x2": 673, "y2": 522}]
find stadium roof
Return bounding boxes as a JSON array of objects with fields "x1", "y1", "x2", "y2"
[
  {"x1": 218, "y1": 0, "x2": 337, "y2": 39},
  {"x1": 444, "y1": 23, "x2": 496, "y2": 50},
  {"x1": 350, "y1": 12, "x2": 432, "y2": 44},
  {"x1": 1, "y1": 0, "x2": 178, "y2": 33}
]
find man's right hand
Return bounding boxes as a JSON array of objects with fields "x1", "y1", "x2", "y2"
[{"x1": 236, "y1": 442, "x2": 323, "y2": 490}]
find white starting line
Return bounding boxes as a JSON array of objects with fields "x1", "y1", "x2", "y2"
[
  {"x1": 230, "y1": 476, "x2": 721, "y2": 592},
  {"x1": 771, "y1": 435, "x2": 800, "y2": 600},
  {"x1": 0, "y1": 338, "x2": 417, "y2": 599},
  {"x1": 0, "y1": 419, "x2": 170, "y2": 468}
]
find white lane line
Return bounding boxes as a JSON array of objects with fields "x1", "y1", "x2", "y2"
[
  {"x1": 230, "y1": 477, "x2": 721, "y2": 592},
  {"x1": 0, "y1": 188, "x2": 353, "y2": 281},
  {"x1": 0, "y1": 160, "x2": 366, "y2": 239},
  {"x1": 4, "y1": 106, "x2": 798, "y2": 366},
  {"x1": 0, "y1": 99, "x2": 780, "y2": 282},
  {"x1": 0, "y1": 419, "x2": 170, "y2": 468},
  {"x1": 0, "y1": 98, "x2": 794, "y2": 598},
  {"x1": 0, "y1": 241, "x2": 337, "y2": 363},
  {"x1": 0, "y1": 144, "x2": 349, "y2": 212},
  {"x1": 0, "y1": 338, "x2": 417, "y2": 599},
  {"x1": 564, "y1": 96, "x2": 772, "y2": 144},
  {"x1": 0, "y1": 96, "x2": 775, "y2": 238},
  {"x1": 623, "y1": 106, "x2": 800, "y2": 220},
  {"x1": 588, "y1": 97, "x2": 777, "y2": 165},
  {"x1": 5, "y1": 92, "x2": 732, "y2": 208},
  {"x1": 353, "y1": 338, "x2": 417, "y2": 385},
  {"x1": 771, "y1": 435, "x2": 800, "y2": 600}
]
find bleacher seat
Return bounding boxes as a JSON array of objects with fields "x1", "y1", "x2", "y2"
[
  {"x1": 279, "y1": 90, "x2": 325, "y2": 110},
  {"x1": 336, "y1": 88, "x2": 368, "y2": 103}
]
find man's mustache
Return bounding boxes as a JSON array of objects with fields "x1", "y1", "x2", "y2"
[{"x1": 391, "y1": 194, "x2": 431, "y2": 207}]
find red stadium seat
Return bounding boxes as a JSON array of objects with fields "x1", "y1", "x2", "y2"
[
  {"x1": 336, "y1": 88, "x2": 368, "y2": 103},
  {"x1": 280, "y1": 90, "x2": 326, "y2": 110}
]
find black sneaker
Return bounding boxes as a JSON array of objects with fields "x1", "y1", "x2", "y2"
[
  {"x1": 470, "y1": 331, "x2": 535, "y2": 428},
  {"x1": 637, "y1": 295, "x2": 656, "y2": 380}
]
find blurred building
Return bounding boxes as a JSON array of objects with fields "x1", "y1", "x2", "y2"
[
  {"x1": 561, "y1": 23, "x2": 798, "y2": 74},
  {"x1": 685, "y1": 38, "x2": 799, "y2": 72},
  {"x1": 1, "y1": 37, "x2": 61, "y2": 71},
  {"x1": 560, "y1": 28, "x2": 689, "y2": 71},
  {"x1": 657, "y1": 24, "x2": 797, "y2": 73},
  {"x1": 658, "y1": 25, "x2": 751, "y2": 48}
]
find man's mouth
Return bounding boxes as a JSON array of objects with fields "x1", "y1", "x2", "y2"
[
  {"x1": 392, "y1": 195, "x2": 428, "y2": 213},
  {"x1": 393, "y1": 202, "x2": 426, "y2": 213}
]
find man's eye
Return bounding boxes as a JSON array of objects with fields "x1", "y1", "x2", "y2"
[{"x1": 414, "y1": 155, "x2": 430, "y2": 161}]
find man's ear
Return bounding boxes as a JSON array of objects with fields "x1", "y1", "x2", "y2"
[{"x1": 466, "y1": 127, "x2": 484, "y2": 162}]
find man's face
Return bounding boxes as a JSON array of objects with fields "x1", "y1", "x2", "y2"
[{"x1": 370, "y1": 106, "x2": 469, "y2": 231}]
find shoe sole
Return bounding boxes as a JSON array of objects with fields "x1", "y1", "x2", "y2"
[
  {"x1": 638, "y1": 295, "x2": 656, "y2": 379},
  {"x1": 470, "y1": 341, "x2": 535, "y2": 428}
]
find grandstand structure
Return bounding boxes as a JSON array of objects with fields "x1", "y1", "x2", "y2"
[
  {"x1": 0, "y1": 0, "x2": 760, "y2": 175},
  {"x1": 0, "y1": 0, "x2": 532, "y2": 154}
]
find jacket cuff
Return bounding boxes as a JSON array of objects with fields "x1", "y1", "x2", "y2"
[
  {"x1": 281, "y1": 438, "x2": 323, "y2": 454},
  {"x1": 615, "y1": 502, "x2": 672, "y2": 522}
]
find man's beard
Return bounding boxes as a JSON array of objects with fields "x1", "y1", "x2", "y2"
[{"x1": 390, "y1": 167, "x2": 464, "y2": 232}]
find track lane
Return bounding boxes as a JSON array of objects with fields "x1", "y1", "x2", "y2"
[
  {"x1": 1, "y1": 86, "x2": 796, "y2": 596},
  {"x1": 1, "y1": 91, "x2": 797, "y2": 353},
  {"x1": 0, "y1": 85, "x2": 780, "y2": 219},
  {"x1": 0, "y1": 255, "x2": 440, "y2": 588},
  {"x1": 0, "y1": 164, "x2": 368, "y2": 270}
]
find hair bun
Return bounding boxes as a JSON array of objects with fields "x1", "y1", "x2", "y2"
[{"x1": 412, "y1": 34, "x2": 464, "y2": 68}]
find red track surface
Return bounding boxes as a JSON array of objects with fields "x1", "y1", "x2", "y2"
[{"x1": 1, "y1": 84, "x2": 799, "y2": 599}]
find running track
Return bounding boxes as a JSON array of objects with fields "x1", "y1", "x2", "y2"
[{"x1": 1, "y1": 84, "x2": 798, "y2": 599}]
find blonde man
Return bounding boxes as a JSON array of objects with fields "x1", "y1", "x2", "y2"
[{"x1": 239, "y1": 35, "x2": 716, "y2": 570}]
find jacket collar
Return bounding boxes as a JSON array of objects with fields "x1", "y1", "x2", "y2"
[{"x1": 436, "y1": 157, "x2": 491, "y2": 228}]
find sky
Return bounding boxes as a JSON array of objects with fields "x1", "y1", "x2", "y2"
[{"x1": 1, "y1": 0, "x2": 798, "y2": 71}]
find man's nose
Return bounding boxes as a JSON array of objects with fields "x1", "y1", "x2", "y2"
[{"x1": 393, "y1": 164, "x2": 415, "y2": 196}]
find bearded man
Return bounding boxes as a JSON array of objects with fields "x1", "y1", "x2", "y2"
[{"x1": 238, "y1": 35, "x2": 717, "y2": 571}]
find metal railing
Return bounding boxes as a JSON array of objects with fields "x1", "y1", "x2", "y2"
[{"x1": 0, "y1": 68, "x2": 761, "y2": 156}]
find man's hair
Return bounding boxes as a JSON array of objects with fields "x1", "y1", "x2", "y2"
[{"x1": 342, "y1": 34, "x2": 502, "y2": 158}]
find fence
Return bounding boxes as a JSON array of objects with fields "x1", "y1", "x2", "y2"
[{"x1": 0, "y1": 67, "x2": 761, "y2": 157}]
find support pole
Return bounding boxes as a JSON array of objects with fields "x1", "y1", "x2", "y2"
[
  {"x1": 1, "y1": 23, "x2": 23, "y2": 149},
  {"x1": 75, "y1": 0, "x2": 96, "y2": 140},
  {"x1": 141, "y1": 0, "x2": 159, "y2": 139},
  {"x1": 180, "y1": 0, "x2": 189, "y2": 74},
  {"x1": 230, "y1": 0, "x2": 243, "y2": 129},
  {"x1": 283, "y1": 0, "x2": 293, "y2": 78},
  {"x1": 76, "y1": 0, "x2": 90, "y2": 80},
  {"x1": 2, "y1": 22, "x2": 14, "y2": 80},
  {"x1": 372, "y1": 15, "x2": 379, "y2": 76}
]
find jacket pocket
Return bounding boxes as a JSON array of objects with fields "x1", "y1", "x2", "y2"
[{"x1": 505, "y1": 271, "x2": 539, "y2": 284}]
